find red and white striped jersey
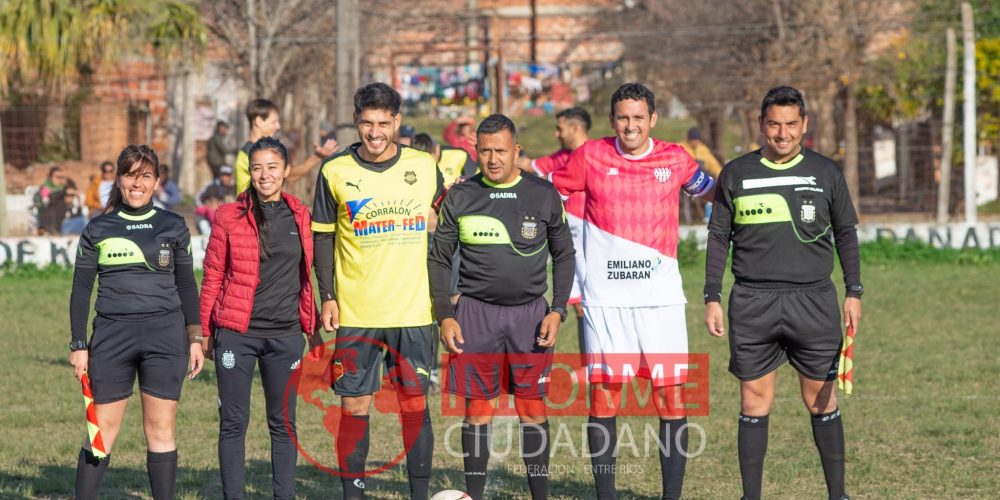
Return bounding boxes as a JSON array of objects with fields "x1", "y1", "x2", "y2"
[{"x1": 550, "y1": 137, "x2": 699, "y2": 307}]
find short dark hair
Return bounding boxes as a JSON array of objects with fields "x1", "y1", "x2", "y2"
[
  {"x1": 557, "y1": 107, "x2": 591, "y2": 131},
  {"x1": 611, "y1": 83, "x2": 655, "y2": 116},
  {"x1": 477, "y1": 114, "x2": 517, "y2": 138},
  {"x1": 353, "y1": 83, "x2": 401, "y2": 116},
  {"x1": 411, "y1": 133, "x2": 435, "y2": 154},
  {"x1": 99, "y1": 161, "x2": 114, "y2": 173},
  {"x1": 216, "y1": 120, "x2": 229, "y2": 130},
  {"x1": 760, "y1": 86, "x2": 806, "y2": 118},
  {"x1": 246, "y1": 99, "x2": 279, "y2": 128}
]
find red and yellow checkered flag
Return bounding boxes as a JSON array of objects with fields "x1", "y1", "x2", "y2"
[
  {"x1": 837, "y1": 326, "x2": 856, "y2": 395},
  {"x1": 80, "y1": 373, "x2": 108, "y2": 458}
]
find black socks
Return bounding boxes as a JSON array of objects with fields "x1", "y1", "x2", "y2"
[
  {"x1": 402, "y1": 409, "x2": 433, "y2": 500},
  {"x1": 75, "y1": 448, "x2": 110, "y2": 500},
  {"x1": 658, "y1": 418, "x2": 688, "y2": 500},
  {"x1": 461, "y1": 423, "x2": 491, "y2": 500},
  {"x1": 587, "y1": 416, "x2": 618, "y2": 500},
  {"x1": 147, "y1": 449, "x2": 177, "y2": 500},
  {"x1": 338, "y1": 414, "x2": 371, "y2": 500},
  {"x1": 811, "y1": 408, "x2": 846, "y2": 500},
  {"x1": 738, "y1": 414, "x2": 769, "y2": 500},
  {"x1": 521, "y1": 421, "x2": 551, "y2": 500}
]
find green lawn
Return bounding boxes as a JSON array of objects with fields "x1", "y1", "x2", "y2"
[{"x1": 1, "y1": 255, "x2": 998, "y2": 499}]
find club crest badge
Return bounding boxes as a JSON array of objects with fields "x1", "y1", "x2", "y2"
[
  {"x1": 332, "y1": 361, "x2": 346, "y2": 382},
  {"x1": 521, "y1": 216, "x2": 539, "y2": 239},
  {"x1": 221, "y1": 350, "x2": 236, "y2": 369},
  {"x1": 801, "y1": 200, "x2": 816, "y2": 223},
  {"x1": 654, "y1": 167, "x2": 671, "y2": 183},
  {"x1": 158, "y1": 245, "x2": 172, "y2": 268},
  {"x1": 404, "y1": 171, "x2": 417, "y2": 185}
]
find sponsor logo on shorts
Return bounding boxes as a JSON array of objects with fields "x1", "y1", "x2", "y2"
[
  {"x1": 332, "y1": 360, "x2": 346, "y2": 382},
  {"x1": 290, "y1": 359, "x2": 301, "y2": 370},
  {"x1": 221, "y1": 350, "x2": 236, "y2": 369}
]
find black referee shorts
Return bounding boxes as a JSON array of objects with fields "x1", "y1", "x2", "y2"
[
  {"x1": 727, "y1": 280, "x2": 842, "y2": 382},
  {"x1": 88, "y1": 310, "x2": 189, "y2": 403}
]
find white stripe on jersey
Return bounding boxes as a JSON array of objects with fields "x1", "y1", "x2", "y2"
[{"x1": 742, "y1": 176, "x2": 817, "y2": 189}]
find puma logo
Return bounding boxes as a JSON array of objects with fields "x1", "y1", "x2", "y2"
[{"x1": 346, "y1": 179, "x2": 362, "y2": 191}]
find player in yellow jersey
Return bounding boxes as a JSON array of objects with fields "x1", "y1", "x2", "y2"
[
  {"x1": 233, "y1": 99, "x2": 338, "y2": 194},
  {"x1": 312, "y1": 83, "x2": 444, "y2": 500}
]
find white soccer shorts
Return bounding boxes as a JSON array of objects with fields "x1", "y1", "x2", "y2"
[{"x1": 583, "y1": 304, "x2": 689, "y2": 387}]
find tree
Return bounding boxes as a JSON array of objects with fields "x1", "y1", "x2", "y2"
[{"x1": 0, "y1": 0, "x2": 206, "y2": 236}]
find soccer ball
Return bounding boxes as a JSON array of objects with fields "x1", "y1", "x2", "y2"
[{"x1": 430, "y1": 490, "x2": 473, "y2": 500}]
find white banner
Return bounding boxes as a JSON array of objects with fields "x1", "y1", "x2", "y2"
[{"x1": 1, "y1": 223, "x2": 998, "y2": 269}]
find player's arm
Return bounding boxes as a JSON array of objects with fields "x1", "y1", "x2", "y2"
[
  {"x1": 428, "y1": 191, "x2": 461, "y2": 322},
  {"x1": 69, "y1": 226, "x2": 98, "y2": 381},
  {"x1": 172, "y1": 224, "x2": 203, "y2": 377},
  {"x1": 549, "y1": 145, "x2": 587, "y2": 198},
  {"x1": 546, "y1": 188, "x2": 575, "y2": 312},
  {"x1": 287, "y1": 138, "x2": 339, "y2": 183},
  {"x1": 704, "y1": 169, "x2": 733, "y2": 337},
  {"x1": 310, "y1": 165, "x2": 340, "y2": 331},
  {"x1": 428, "y1": 191, "x2": 465, "y2": 353},
  {"x1": 680, "y1": 150, "x2": 717, "y2": 203},
  {"x1": 831, "y1": 170, "x2": 862, "y2": 330}
]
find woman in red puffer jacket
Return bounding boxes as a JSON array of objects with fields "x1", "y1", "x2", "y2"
[{"x1": 199, "y1": 136, "x2": 321, "y2": 500}]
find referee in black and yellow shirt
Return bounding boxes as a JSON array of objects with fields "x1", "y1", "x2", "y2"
[{"x1": 429, "y1": 114, "x2": 575, "y2": 500}]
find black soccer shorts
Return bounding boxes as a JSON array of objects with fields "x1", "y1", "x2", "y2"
[
  {"x1": 727, "y1": 280, "x2": 842, "y2": 381},
  {"x1": 88, "y1": 310, "x2": 189, "y2": 403},
  {"x1": 331, "y1": 325, "x2": 435, "y2": 397}
]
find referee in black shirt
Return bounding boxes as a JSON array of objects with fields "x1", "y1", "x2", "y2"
[
  {"x1": 429, "y1": 114, "x2": 575, "y2": 500},
  {"x1": 704, "y1": 86, "x2": 862, "y2": 500}
]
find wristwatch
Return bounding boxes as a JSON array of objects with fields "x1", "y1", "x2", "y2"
[
  {"x1": 846, "y1": 283, "x2": 864, "y2": 298},
  {"x1": 69, "y1": 339, "x2": 89, "y2": 351},
  {"x1": 548, "y1": 306, "x2": 567, "y2": 322}
]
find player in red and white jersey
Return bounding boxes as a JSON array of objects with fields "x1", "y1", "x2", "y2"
[
  {"x1": 527, "y1": 107, "x2": 591, "y2": 349},
  {"x1": 550, "y1": 83, "x2": 715, "y2": 500}
]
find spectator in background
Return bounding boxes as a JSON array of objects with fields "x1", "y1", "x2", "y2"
[
  {"x1": 207, "y1": 121, "x2": 232, "y2": 180},
  {"x1": 34, "y1": 166, "x2": 67, "y2": 235},
  {"x1": 196, "y1": 165, "x2": 236, "y2": 207},
  {"x1": 61, "y1": 180, "x2": 87, "y2": 235},
  {"x1": 195, "y1": 190, "x2": 223, "y2": 236},
  {"x1": 398, "y1": 124, "x2": 416, "y2": 146},
  {"x1": 85, "y1": 161, "x2": 116, "y2": 217},
  {"x1": 681, "y1": 128, "x2": 725, "y2": 223},
  {"x1": 154, "y1": 164, "x2": 183, "y2": 212},
  {"x1": 320, "y1": 121, "x2": 337, "y2": 144},
  {"x1": 443, "y1": 116, "x2": 478, "y2": 162}
]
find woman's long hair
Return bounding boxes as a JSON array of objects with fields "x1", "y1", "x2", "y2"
[
  {"x1": 104, "y1": 145, "x2": 159, "y2": 214},
  {"x1": 242, "y1": 136, "x2": 290, "y2": 262}
]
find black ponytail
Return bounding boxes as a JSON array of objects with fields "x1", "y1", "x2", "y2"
[{"x1": 243, "y1": 136, "x2": 289, "y2": 262}]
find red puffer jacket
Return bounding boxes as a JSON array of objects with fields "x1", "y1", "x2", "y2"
[{"x1": 200, "y1": 191, "x2": 317, "y2": 337}]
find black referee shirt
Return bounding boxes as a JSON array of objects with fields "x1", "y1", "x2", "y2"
[
  {"x1": 705, "y1": 148, "x2": 861, "y2": 298},
  {"x1": 428, "y1": 172, "x2": 575, "y2": 321}
]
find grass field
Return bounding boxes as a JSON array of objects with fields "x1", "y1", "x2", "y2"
[{"x1": 1, "y1": 248, "x2": 998, "y2": 499}]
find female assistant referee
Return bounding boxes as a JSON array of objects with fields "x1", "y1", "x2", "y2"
[
  {"x1": 69, "y1": 144, "x2": 204, "y2": 499},
  {"x1": 199, "y1": 136, "x2": 321, "y2": 499}
]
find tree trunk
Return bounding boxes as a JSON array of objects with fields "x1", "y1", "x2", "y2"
[
  {"x1": 0, "y1": 114, "x2": 7, "y2": 236},
  {"x1": 843, "y1": 81, "x2": 861, "y2": 215}
]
